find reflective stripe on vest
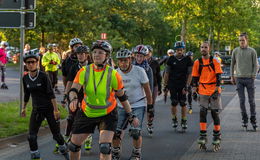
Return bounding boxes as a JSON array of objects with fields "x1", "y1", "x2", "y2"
[{"x1": 84, "y1": 65, "x2": 113, "y2": 109}]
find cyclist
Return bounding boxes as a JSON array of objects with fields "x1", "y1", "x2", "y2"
[
  {"x1": 22, "y1": 51, "x2": 69, "y2": 160},
  {"x1": 132, "y1": 45, "x2": 154, "y2": 136},
  {"x1": 192, "y1": 41, "x2": 223, "y2": 151},
  {"x1": 67, "y1": 40, "x2": 139, "y2": 160},
  {"x1": 163, "y1": 41, "x2": 193, "y2": 132},
  {"x1": 41, "y1": 43, "x2": 61, "y2": 94},
  {"x1": 112, "y1": 49, "x2": 153, "y2": 160},
  {"x1": 0, "y1": 41, "x2": 8, "y2": 89},
  {"x1": 186, "y1": 51, "x2": 194, "y2": 114}
]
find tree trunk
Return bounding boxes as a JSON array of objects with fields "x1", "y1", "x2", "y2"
[
  {"x1": 181, "y1": 19, "x2": 187, "y2": 42},
  {"x1": 41, "y1": 30, "x2": 45, "y2": 47}
]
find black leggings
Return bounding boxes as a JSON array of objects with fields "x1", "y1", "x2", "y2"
[
  {"x1": 28, "y1": 110, "x2": 65, "y2": 151},
  {"x1": 0, "y1": 65, "x2": 6, "y2": 82},
  {"x1": 47, "y1": 71, "x2": 58, "y2": 88},
  {"x1": 200, "y1": 107, "x2": 220, "y2": 126}
]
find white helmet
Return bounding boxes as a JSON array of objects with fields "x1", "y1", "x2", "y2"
[
  {"x1": 167, "y1": 49, "x2": 174, "y2": 54},
  {"x1": 69, "y1": 38, "x2": 83, "y2": 47},
  {"x1": 133, "y1": 45, "x2": 149, "y2": 56},
  {"x1": 1, "y1": 41, "x2": 8, "y2": 47},
  {"x1": 116, "y1": 49, "x2": 131, "y2": 59}
]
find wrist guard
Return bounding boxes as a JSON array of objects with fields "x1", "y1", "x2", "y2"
[{"x1": 127, "y1": 112, "x2": 136, "y2": 124}]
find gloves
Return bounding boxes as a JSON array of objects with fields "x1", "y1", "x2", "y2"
[
  {"x1": 211, "y1": 91, "x2": 219, "y2": 100},
  {"x1": 192, "y1": 92, "x2": 198, "y2": 101},
  {"x1": 147, "y1": 104, "x2": 154, "y2": 118}
]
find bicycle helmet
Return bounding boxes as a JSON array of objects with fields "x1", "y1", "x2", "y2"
[
  {"x1": 133, "y1": 45, "x2": 149, "y2": 56},
  {"x1": 116, "y1": 49, "x2": 132, "y2": 59},
  {"x1": 186, "y1": 51, "x2": 193, "y2": 56},
  {"x1": 167, "y1": 49, "x2": 174, "y2": 54},
  {"x1": 75, "y1": 45, "x2": 90, "y2": 54},
  {"x1": 23, "y1": 50, "x2": 39, "y2": 62},
  {"x1": 91, "y1": 40, "x2": 112, "y2": 54},
  {"x1": 1, "y1": 41, "x2": 8, "y2": 47},
  {"x1": 174, "y1": 41, "x2": 185, "y2": 49},
  {"x1": 47, "y1": 43, "x2": 53, "y2": 49},
  {"x1": 69, "y1": 38, "x2": 83, "y2": 47},
  {"x1": 146, "y1": 45, "x2": 153, "y2": 52}
]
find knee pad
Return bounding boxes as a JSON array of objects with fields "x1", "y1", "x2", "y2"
[
  {"x1": 200, "y1": 107, "x2": 208, "y2": 123},
  {"x1": 129, "y1": 129, "x2": 141, "y2": 140},
  {"x1": 99, "y1": 143, "x2": 111, "y2": 155},
  {"x1": 68, "y1": 142, "x2": 81, "y2": 152},
  {"x1": 28, "y1": 134, "x2": 37, "y2": 143},
  {"x1": 171, "y1": 100, "x2": 178, "y2": 106},
  {"x1": 113, "y1": 130, "x2": 122, "y2": 140}
]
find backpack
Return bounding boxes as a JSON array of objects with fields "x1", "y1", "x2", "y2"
[{"x1": 198, "y1": 56, "x2": 215, "y2": 75}]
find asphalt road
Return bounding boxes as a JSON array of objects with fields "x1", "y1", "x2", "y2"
[{"x1": 0, "y1": 76, "x2": 236, "y2": 160}]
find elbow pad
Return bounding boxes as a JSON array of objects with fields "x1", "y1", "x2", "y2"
[
  {"x1": 216, "y1": 73, "x2": 221, "y2": 86},
  {"x1": 117, "y1": 92, "x2": 128, "y2": 102},
  {"x1": 192, "y1": 77, "x2": 199, "y2": 87}
]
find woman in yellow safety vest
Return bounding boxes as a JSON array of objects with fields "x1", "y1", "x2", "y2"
[{"x1": 67, "y1": 40, "x2": 139, "y2": 160}]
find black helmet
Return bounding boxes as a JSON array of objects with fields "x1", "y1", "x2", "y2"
[
  {"x1": 186, "y1": 51, "x2": 193, "y2": 56},
  {"x1": 23, "y1": 50, "x2": 39, "y2": 62},
  {"x1": 133, "y1": 45, "x2": 149, "y2": 56},
  {"x1": 146, "y1": 45, "x2": 153, "y2": 52},
  {"x1": 75, "y1": 45, "x2": 90, "y2": 54},
  {"x1": 91, "y1": 40, "x2": 112, "y2": 54}
]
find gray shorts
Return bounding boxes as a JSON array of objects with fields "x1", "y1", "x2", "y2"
[{"x1": 198, "y1": 94, "x2": 222, "y2": 110}]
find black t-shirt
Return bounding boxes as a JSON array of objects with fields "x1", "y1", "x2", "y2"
[
  {"x1": 166, "y1": 55, "x2": 193, "y2": 89},
  {"x1": 62, "y1": 54, "x2": 78, "y2": 77},
  {"x1": 148, "y1": 58, "x2": 162, "y2": 89},
  {"x1": 23, "y1": 71, "x2": 56, "y2": 112},
  {"x1": 67, "y1": 62, "x2": 89, "y2": 102}
]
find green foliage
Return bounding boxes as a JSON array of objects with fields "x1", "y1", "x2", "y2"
[
  {"x1": 0, "y1": 101, "x2": 67, "y2": 138},
  {"x1": 0, "y1": 0, "x2": 260, "y2": 56}
]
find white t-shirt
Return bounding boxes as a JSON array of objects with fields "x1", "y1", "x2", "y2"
[{"x1": 117, "y1": 65, "x2": 149, "y2": 108}]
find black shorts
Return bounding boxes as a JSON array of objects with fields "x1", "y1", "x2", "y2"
[
  {"x1": 72, "y1": 109, "x2": 118, "y2": 134},
  {"x1": 169, "y1": 87, "x2": 187, "y2": 107}
]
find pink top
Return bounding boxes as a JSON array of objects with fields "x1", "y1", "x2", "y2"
[{"x1": 0, "y1": 48, "x2": 7, "y2": 64}]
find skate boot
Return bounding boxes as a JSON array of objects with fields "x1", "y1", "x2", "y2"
[
  {"x1": 129, "y1": 148, "x2": 141, "y2": 160},
  {"x1": 198, "y1": 131, "x2": 207, "y2": 151},
  {"x1": 242, "y1": 115, "x2": 248, "y2": 131},
  {"x1": 212, "y1": 131, "x2": 221, "y2": 152},
  {"x1": 84, "y1": 135, "x2": 92, "y2": 151},
  {"x1": 188, "y1": 105, "x2": 192, "y2": 114},
  {"x1": 59, "y1": 144, "x2": 70, "y2": 160},
  {"x1": 172, "y1": 117, "x2": 178, "y2": 130},
  {"x1": 0, "y1": 83, "x2": 8, "y2": 89},
  {"x1": 63, "y1": 135, "x2": 70, "y2": 143},
  {"x1": 181, "y1": 119, "x2": 187, "y2": 133},
  {"x1": 31, "y1": 150, "x2": 41, "y2": 160},
  {"x1": 53, "y1": 143, "x2": 59, "y2": 154},
  {"x1": 147, "y1": 122, "x2": 154, "y2": 136},
  {"x1": 112, "y1": 147, "x2": 121, "y2": 160},
  {"x1": 250, "y1": 116, "x2": 258, "y2": 131}
]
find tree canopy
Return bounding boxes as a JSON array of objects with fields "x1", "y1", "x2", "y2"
[{"x1": 1, "y1": 0, "x2": 260, "y2": 56}]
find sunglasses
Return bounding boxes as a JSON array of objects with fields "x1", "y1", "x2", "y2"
[{"x1": 26, "y1": 61, "x2": 37, "y2": 64}]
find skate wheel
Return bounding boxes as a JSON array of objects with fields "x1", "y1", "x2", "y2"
[
  {"x1": 213, "y1": 144, "x2": 220, "y2": 152},
  {"x1": 199, "y1": 144, "x2": 207, "y2": 150}
]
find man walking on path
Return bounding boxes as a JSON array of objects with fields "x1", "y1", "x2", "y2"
[{"x1": 230, "y1": 32, "x2": 258, "y2": 130}]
